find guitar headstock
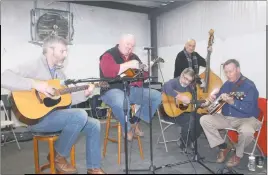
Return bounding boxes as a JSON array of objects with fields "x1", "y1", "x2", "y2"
[
  {"x1": 230, "y1": 92, "x2": 245, "y2": 100},
  {"x1": 208, "y1": 29, "x2": 214, "y2": 50},
  {"x1": 94, "y1": 81, "x2": 110, "y2": 89}
]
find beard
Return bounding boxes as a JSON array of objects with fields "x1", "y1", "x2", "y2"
[
  {"x1": 52, "y1": 51, "x2": 65, "y2": 69},
  {"x1": 55, "y1": 63, "x2": 64, "y2": 69},
  {"x1": 181, "y1": 83, "x2": 187, "y2": 87},
  {"x1": 54, "y1": 59, "x2": 65, "y2": 69},
  {"x1": 179, "y1": 78, "x2": 187, "y2": 87},
  {"x1": 55, "y1": 57, "x2": 66, "y2": 69}
]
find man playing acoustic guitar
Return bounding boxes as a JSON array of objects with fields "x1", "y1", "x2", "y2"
[
  {"x1": 200, "y1": 59, "x2": 261, "y2": 167},
  {"x1": 1, "y1": 36, "x2": 105, "y2": 174},
  {"x1": 162, "y1": 68, "x2": 205, "y2": 150}
]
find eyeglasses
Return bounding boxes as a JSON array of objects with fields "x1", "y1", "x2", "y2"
[
  {"x1": 182, "y1": 74, "x2": 193, "y2": 83},
  {"x1": 49, "y1": 47, "x2": 68, "y2": 54}
]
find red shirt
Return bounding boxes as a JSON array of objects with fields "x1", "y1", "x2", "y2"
[{"x1": 100, "y1": 52, "x2": 149, "y2": 87}]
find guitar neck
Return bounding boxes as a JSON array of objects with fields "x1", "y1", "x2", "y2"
[
  {"x1": 58, "y1": 85, "x2": 88, "y2": 95},
  {"x1": 57, "y1": 83, "x2": 100, "y2": 95}
]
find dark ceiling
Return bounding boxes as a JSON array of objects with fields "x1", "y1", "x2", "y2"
[{"x1": 61, "y1": 1, "x2": 192, "y2": 17}]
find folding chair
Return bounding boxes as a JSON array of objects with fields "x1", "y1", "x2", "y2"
[
  {"x1": 156, "y1": 108, "x2": 180, "y2": 152},
  {"x1": 223, "y1": 98, "x2": 266, "y2": 157},
  {"x1": 1, "y1": 100, "x2": 21, "y2": 150}
]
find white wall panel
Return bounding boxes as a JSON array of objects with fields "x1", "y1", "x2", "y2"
[
  {"x1": 1, "y1": 0, "x2": 151, "y2": 126},
  {"x1": 157, "y1": 1, "x2": 266, "y2": 98}
]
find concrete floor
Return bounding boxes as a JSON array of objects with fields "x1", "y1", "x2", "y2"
[{"x1": 1, "y1": 116, "x2": 267, "y2": 174}]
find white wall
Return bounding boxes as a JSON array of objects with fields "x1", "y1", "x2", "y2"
[
  {"x1": 157, "y1": 1, "x2": 266, "y2": 98},
  {"x1": 1, "y1": 0, "x2": 151, "y2": 125},
  {"x1": 1, "y1": 0, "x2": 151, "y2": 89}
]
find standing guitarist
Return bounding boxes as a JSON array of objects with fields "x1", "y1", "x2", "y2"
[
  {"x1": 162, "y1": 68, "x2": 205, "y2": 150},
  {"x1": 1, "y1": 36, "x2": 105, "y2": 174},
  {"x1": 200, "y1": 59, "x2": 261, "y2": 168}
]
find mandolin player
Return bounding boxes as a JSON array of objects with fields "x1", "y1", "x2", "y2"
[
  {"x1": 99, "y1": 34, "x2": 162, "y2": 141},
  {"x1": 200, "y1": 59, "x2": 261, "y2": 168}
]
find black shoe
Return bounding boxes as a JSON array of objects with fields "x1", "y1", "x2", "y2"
[
  {"x1": 179, "y1": 138, "x2": 188, "y2": 149},
  {"x1": 179, "y1": 142, "x2": 186, "y2": 149},
  {"x1": 179, "y1": 139, "x2": 195, "y2": 150}
]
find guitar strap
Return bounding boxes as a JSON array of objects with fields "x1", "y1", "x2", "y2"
[{"x1": 231, "y1": 76, "x2": 246, "y2": 92}]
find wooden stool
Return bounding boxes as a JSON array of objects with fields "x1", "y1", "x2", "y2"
[
  {"x1": 102, "y1": 106, "x2": 144, "y2": 165},
  {"x1": 33, "y1": 132, "x2": 76, "y2": 174}
]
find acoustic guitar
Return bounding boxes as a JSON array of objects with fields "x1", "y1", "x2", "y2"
[
  {"x1": 162, "y1": 91, "x2": 245, "y2": 117},
  {"x1": 9, "y1": 79, "x2": 109, "y2": 122},
  {"x1": 207, "y1": 91, "x2": 245, "y2": 115},
  {"x1": 162, "y1": 91, "x2": 206, "y2": 117}
]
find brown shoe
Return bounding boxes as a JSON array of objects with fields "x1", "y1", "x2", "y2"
[
  {"x1": 216, "y1": 148, "x2": 230, "y2": 163},
  {"x1": 226, "y1": 155, "x2": 241, "y2": 167},
  {"x1": 131, "y1": 124, "x2": 144, "y2": 137},
  {"x1": 87, "y1": 168, "x2": 106, "y2": 174},
  {"x1": 122, "y1": 130, "x2": 133, "y2": 141},
  {"x1": 47, "y1": 152, "x2": 77, "y2": 174}
]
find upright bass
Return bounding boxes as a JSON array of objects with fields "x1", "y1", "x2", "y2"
[{"x1": 197, "y1": 29, "x2": 223, "y2": 114}]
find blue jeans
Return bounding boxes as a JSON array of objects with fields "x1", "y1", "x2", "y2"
[
  {"x1": 100, "y1": 87, "x2": 162, "y2": 132},
  {"x1": 28, "y1": 108, "x2": 101, "y2": 169}
]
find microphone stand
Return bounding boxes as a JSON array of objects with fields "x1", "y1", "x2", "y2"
[
  {"x1": 123, "y1": 79, "x2": 129, "y2": 174},
  {"x1": 65, "y1": 77, "x2": 137, "y2": 174},
  {"x1": 154, "y1": 76, "x2": 215, "y2": 174},
  {"x1": 64, "y1": 78, "x2": 116, "y2": 86},
  {"x1": 126, "y1": 47, "x2": 156, "y2": 173},
  {"x1": 66, "y1": 75, "x2": 157, "y2": 174},
  {"x1": 109, "y1": 76, "x2": 149, "y2": 174}
]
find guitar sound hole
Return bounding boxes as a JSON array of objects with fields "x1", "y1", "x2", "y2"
[
  {"x1": 43, "y1": 97, "x2": 61, "y2": 107},
  {"x1": 179, "y1": 104, "x2": 188, "y2": 110}
]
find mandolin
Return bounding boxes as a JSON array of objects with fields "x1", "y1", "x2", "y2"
[
  {"x1": 120, "y1": 57, "x2": 164, "y2": 78},
  {"x1": 9, "y1": 79, "x2": 109, "y2": 122}
]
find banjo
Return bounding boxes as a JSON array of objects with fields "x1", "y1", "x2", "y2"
[{"x1": 207, "y1": 92, "x2": 245, "y2": 115}]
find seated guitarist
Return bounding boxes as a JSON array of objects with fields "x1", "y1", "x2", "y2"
[
  {"x1": 99, "y1": 34, "x2": 162, "y2": 141},
  {"x1": 200, "y1": 59, "x2": 261, "y2": 167},
  {"x1": 162, "y1": 68, "x2": 204, "y2": 150},
  {"x1": 1, "y1": 36, "x2": 105, "y2": 174}
]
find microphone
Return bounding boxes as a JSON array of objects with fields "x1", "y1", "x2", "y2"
[
  {"x1": 194, "y1": 75, "x2": 202, "y2": 85},
  {"x1": 143, "y1": 46, "x2": 154, "y2": 50},
  {"x1": 139, "y1": 63, "x2": 147, "y2": 70},
  {"x1": 64, "y1": 79, "x2": 76, "y2": 85},
  {"x1": 154, "y1": 57, "x2": 165, "y2": 63}
]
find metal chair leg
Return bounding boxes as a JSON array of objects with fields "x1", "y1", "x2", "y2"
[{"x1": 11, "y1": 126, "x2": 21, "y2": 150}]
